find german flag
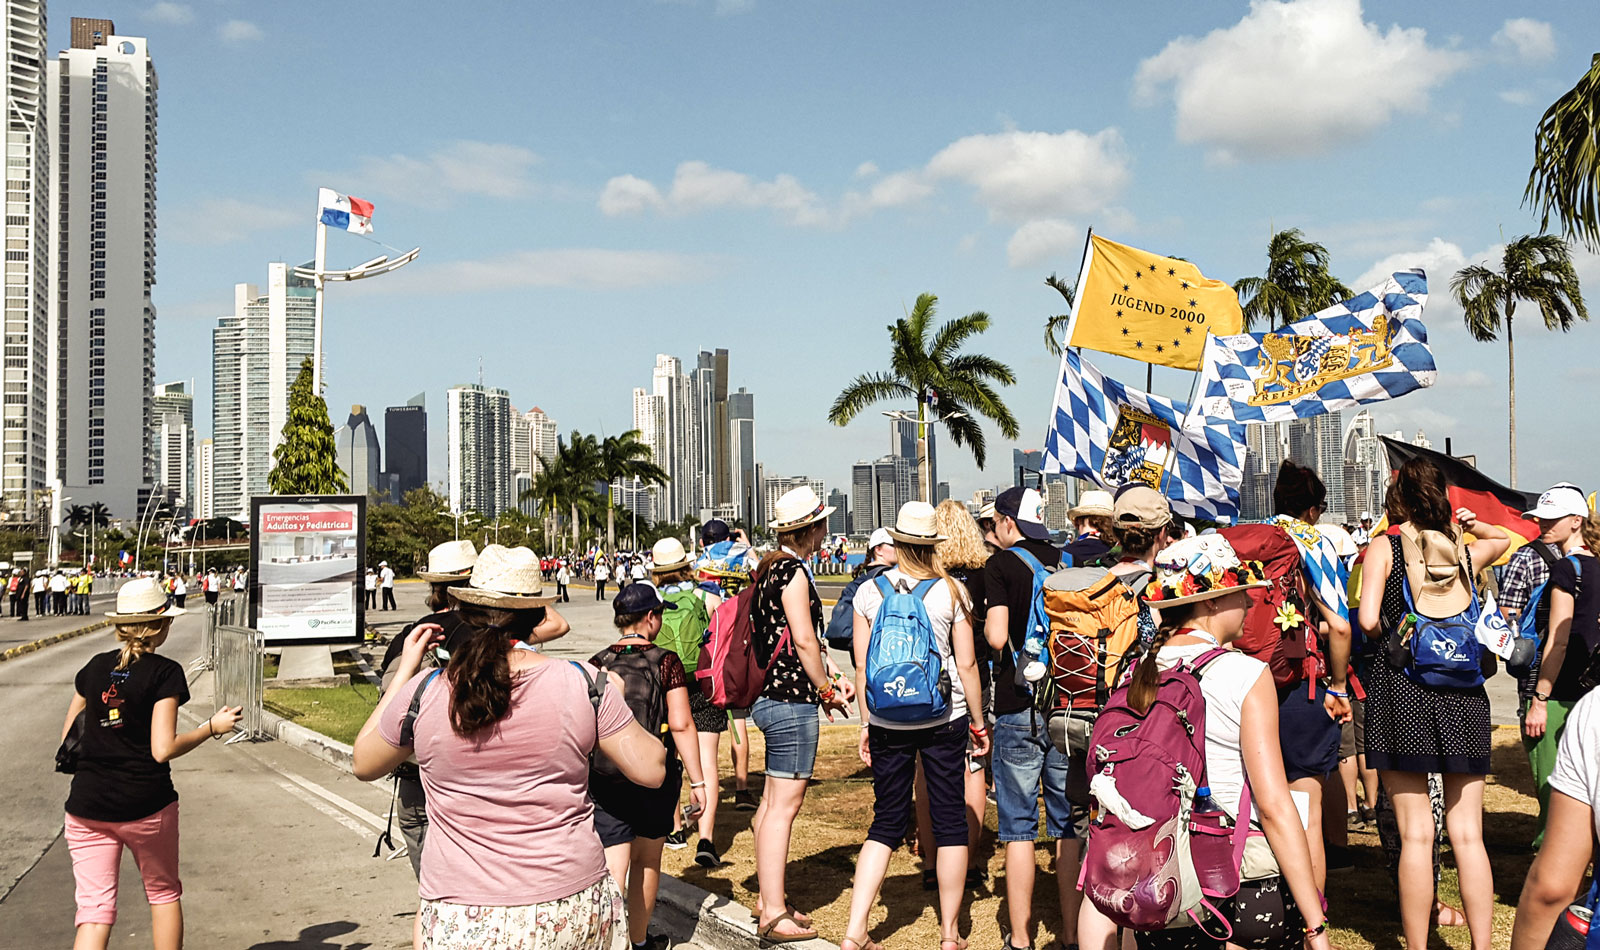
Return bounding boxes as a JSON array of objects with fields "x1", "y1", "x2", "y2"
[{"x1": 1379, "y1": 437, "x2": 1540, "y2": 563}]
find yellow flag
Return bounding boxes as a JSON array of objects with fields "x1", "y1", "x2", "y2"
[{"x1": 1067, "y1": 234, "x2": 1244, "y2": 370}]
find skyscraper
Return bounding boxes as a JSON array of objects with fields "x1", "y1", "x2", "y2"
[
  {"x1": 446, "y1": 384, "x2": 512, "y2": 516},
  {"x1": 151, "y1": 381, "x2": 192, "y2": 516},
  {"x1": 517, "y1": 406, "x2": 558, "y2": 516},
  {"x1": 693, "y1": 349, "x2": 728, "y2": 511},
  {"x1": 850, "y1": 456, "x2": 910, "y2": 532},
  {"x1": 195, "y1": 437, "x2": 212, "y2": 519},
  {"x1": 1285, "y1": 412, "x2": 1346, "y2": 520},
  {"x1": 712, "y1": 348, "x2": 730, "y2": 506},
  {"x1": 633, "y1": 386, "x2": 664, "y2": 523},
  {"x1": 508, "y1": 404, "x2": 532, "y2": 514},
  {"x1": 46, "y1": 22, "x2": 158, "y2": 523},
  {"x1": 384, "y1": 394, "x2": 427, "y2": 498},
  {"x1": 1343, "y1": 410, "x2": 1385, "y2": 521},
  {"x1": 827, "y1": 488, "x2": 850, "y2": 535},
  {"x1": 4, "y1": 1, "x2": 48, "y2": 517},
  {"x1": 727, "y1": 387, "x2": 756, "y2": 527},
  {"x1": 526, "y1": 407, "x2": 558, "y2": 468},
  {"x1": 1240, "y1": 422, "x2": 1286, "y2": 522},
  {"x1": 1012, "y1": 448, "x2": 1043, "y2": 488},
  {"x1": 210, "y1": 264, "x2": 316, "y2": 519},
  {"x1": 763, "y1": 475, "x2": 825, "y2": 529},
  {"x1": 335, "y1": 405, "x2": 381, "y2": 499}
]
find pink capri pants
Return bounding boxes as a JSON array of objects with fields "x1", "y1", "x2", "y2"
[{"x1": 64, "y1": 801, "x2": 182, "y2": 926}]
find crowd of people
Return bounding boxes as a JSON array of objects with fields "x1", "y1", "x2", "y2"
[{"x1": 53, "y1": 463, "x2": 1600, "y2": 950}]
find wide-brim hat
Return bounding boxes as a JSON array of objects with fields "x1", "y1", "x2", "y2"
[
  {"x1": 1398, "y1": 525, "x2": 1472, "y2": 617},
  {"x1": 1070, "y1": 489, "x2": 1116, "y2": 519},
  {"x1": 886, "y1": 500, "x2": 948, "y2": 545},
  {"x1": 650, "y1": 537, "x2": 692, "y2": 573},
  {"x1": 106, "y1": 576, "x2": 187, "y2": 622},
  {"x1": 768, "y1": 485, "x2": 834, "y2": 532},
  {"x1": 417, "y1": 539, "x2": 479, "y2": 582},
  {"x1": 448, "y1": 544, "x2": 556, "y2": 608},
  {"x1": 1144, "y1": 536, "x2": 1271, "y2": 607}
]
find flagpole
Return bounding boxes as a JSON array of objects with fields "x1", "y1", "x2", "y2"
[
  {"x1": 312, "y1": 218, "x2": 327, "y2": 394},
  {"x1": 1059, "y1": 227, "x2": 1094, "y2": 352}
]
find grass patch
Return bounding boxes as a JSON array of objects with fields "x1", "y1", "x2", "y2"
[
  {"x1": 264, "y1": 680, "x2": 379, "y2": 745},
  {"x1": 663, "y1": 726, "x2": 1535, "y2": 950}
]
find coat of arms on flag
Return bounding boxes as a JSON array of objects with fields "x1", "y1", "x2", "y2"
[
  {"x1": 1042, "y1": 348, "x2": 1247, "y2": 522},
  {"x1": 1184, "y1": 270, "x2": 1435, "y2": 433}
]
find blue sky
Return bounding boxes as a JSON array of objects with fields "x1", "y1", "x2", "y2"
[{"x1": 112, "y1": 0, "x2": 1600, "y2": 503}]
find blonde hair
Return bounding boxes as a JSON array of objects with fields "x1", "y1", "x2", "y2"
[
  {"x1": 115, "y1": 619, "x2": 171, "y2": 671},
  {"x1": 1582, "y1": 516, "x2": 1600, "y2": 557},
  {"x1": 934, "y1": 499, "x2": 989, "y2": 570},
  {"x1": 896, "y1": 539, "x2": 972, "y2": 618}
]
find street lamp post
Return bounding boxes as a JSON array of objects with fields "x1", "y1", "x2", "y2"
[
  {"x1": 631, "y1": 476, "x2": 639, "y2": 551},
  {"x1": 295, "y1": 219, "x2": 420, "y2": 395},
  {"x1": 881, "y1": 407, "x2": 967, "y2": 506}
]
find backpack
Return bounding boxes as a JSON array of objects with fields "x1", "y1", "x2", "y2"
[
  {"x1": 1041, "y1": 566, "x2": 1148, "y2": 756},
  {"x1": 696, "y1": 566, "x2": 787, "y2": 709},
  {"x1": 655, "y1": 586, "x2": 711, "y2": 672},
  {"x1": 825, "y1": 563, "x2": 889, "y2": 652},
  {"x1": 1396, "y1": 530, "x2": 1486, "y2": 690},
  {"x1": 1008, "y1": 546, "x2": 1060, "y2": 689},
  {"x1": 1081, "y1": 648, "x2": 1249, "y2": 937},
  {"x1": 589, "y1": 645, "x2": 671, "y2": 778},
  {"x1": 864, "y1": 576, "x2": 950, "y2": 723},
  {"x1": 1219, "y1": 523, "x2": 1322, "y2": 691}
]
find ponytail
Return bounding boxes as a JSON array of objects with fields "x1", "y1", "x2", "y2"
[
  {"x1": 1125, "y1": 625, "x2": 1179, "y2": 715},
  {"x1": 115, "y1": 620, "x2": 168, "y2": 671},
  {"x1": 444, "y1": 601, "x2": 537, "y2": 736}
]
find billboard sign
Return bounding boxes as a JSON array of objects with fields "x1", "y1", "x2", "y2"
[{"x1": 249, "y1": 495, "x2": 365, "y2": 646}]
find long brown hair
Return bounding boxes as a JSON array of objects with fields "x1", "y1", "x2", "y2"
[
  {"x1": 1581, "y1": 516, "x2": 1600, "y2": 556},
  {"x1": 757, "y1": 521, "x2": 827, "y2": 573},
  {"x1": 444, "y1": 602, "x2": 539, "y2": 736},
  {"x1": 1388, "y1": 457, "x2": 1453, "y2": 535},
  {"x1": 896, "y1": 540, "x2": 970, "y2": 616}
]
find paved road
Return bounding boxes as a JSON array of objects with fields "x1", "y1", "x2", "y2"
[{"x1": 0, "y1": 590, "x2": 122, "y2": 651}]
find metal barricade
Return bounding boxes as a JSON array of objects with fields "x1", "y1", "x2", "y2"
[
  {"x1": 213, "y1": 623, "x2": 264, "y2": 743},
  {"x1": 192, "y1": 593, "x2": 244, "y2": 674}
]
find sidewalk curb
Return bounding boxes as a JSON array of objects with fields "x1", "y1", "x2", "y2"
[{"x1": 0, "y1": 619, "x2": 111, "y2": 662}]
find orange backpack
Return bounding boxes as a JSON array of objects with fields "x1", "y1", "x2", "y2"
[{"x1": 1042, "y1": 566, "x2": 1148, "y2": 712}]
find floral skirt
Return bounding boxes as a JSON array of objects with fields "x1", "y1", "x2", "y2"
[{"x1": 419, "y1": 876, "x2": 626, "y2": 950}]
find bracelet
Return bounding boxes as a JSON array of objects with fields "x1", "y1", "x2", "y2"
[
  {"x1": 817, "y1": 684, "x2": 836, "y2": 702},
  {"x1": 969, "y1": 724, "x2": 989, "y2": 737},
  {"x1": 1325, "y1": 688, "x2": 1348, "y2": 699},
  {"x1": 690, "y1": 781, "x2": 706, "y2": 789},
  {"x1": 1534, "y1": 692, "x2": 1551, "y2": 702},
  {"x1": 207, "y1": 720, "x2": 215, "y2": 738},
  {"x1": 1303, "y1": 921, "x2": 1327, "y2": 937}
]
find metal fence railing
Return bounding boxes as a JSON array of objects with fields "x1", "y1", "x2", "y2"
[
  {"x1": 190, "y1": 592, "x2": 244, "y2": 674},
  {"x1": 213, "y1": 623, "x2": 264, "y2": 743}
]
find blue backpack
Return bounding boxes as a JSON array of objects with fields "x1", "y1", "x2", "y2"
[
  {"x1": 1008, "y1": 546, "x2": 1065, "y2": 688},
  {"x1": 864, "y1": 576, "x2": 949, "y2": 723},
  {"x1": 1398, "y1": 536, "x2": 1485, "y2": 690}
]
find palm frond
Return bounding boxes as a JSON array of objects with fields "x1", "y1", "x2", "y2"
[
  {"x1": 1526, "y1": 53, "x2": 1600, "y2": 252},
  {"x1": 828, "y1": 372, "x2": 915, "y2": 426}
]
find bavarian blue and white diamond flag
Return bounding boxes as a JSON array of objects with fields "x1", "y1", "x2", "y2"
[
  {"x1": 1042, "y1": 347, "x2": 1248, "y2": 522},
  {"x1": 1182, "y1": 270, "x2": 1436, "y2": 435}
]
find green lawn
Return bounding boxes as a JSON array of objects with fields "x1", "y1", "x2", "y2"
[{"x1": 263, "y1": 680, "x2": 379, "y2": 745}]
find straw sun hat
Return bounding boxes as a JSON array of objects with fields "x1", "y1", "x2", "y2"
[
  {"x1": 886, "y1": 501, "x2": 948, "y2": 545},
  {"x1": 416, "y1": 539, "x2": 479, "y2": 582},
  {"x1": 447, "y1": 544, "x2": 556, "y2": 608},
  {"x1": 1398, "y1": 524, "x2": 1472, "y2": 617},
  {"x1": 106, "y1": 576, "x2": 186, "y2": 623},
  {"x1": 1069, "y1": 489, "x2": 1116, "y2": 519},
  {"x1": 1143, "y1": 535, "x2": 1271, "y2": 608},
  {"x1": 650, "y1": 537, "x2": 693, "y2": 573},
  {"x1": 767, "y1": 485, "x2": 834, "y2": 532}
]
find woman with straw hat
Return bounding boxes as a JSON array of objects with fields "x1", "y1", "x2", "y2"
[
  {"x1": 1115, "y1": 536, "x2": 1331, "y2": 950},
  {"x1": 354, "y1": 545, "x2": 666, "y2": 950},
  {"x1": 841, "y1": 501, "x2": 988, "y2": 950},
  {"x1": 750, "y1": 486, "x2": 854, "y2": 943},
  {"x1": 60, "y1": 578, "x2": 241, "y2": 950}
]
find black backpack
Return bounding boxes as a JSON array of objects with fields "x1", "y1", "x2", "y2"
[{"x1": 588, "y1": 645, "x2": 670, "y2": 778}]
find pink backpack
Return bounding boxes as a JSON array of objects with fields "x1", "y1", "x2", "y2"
[
  {"x1": 695, "y1": 568, "x2": 788, "y2": 710},
  {"x1": 1080, "y1": 648, "x2": 1252, "y2": 937}
]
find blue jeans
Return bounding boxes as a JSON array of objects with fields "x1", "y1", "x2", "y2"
[
  {"x1": 992, "y1": 708, "x2": 1074, "y2": 842},
  {"x1": 752, "y1": 697, "x2": 820, "y2": 780}
]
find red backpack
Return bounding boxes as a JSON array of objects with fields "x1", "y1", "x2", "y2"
[
  {"x1": 695, "y1": 567, "x2": 787, "y2": 709},
  {"x1": 1218, "y1": 523, "x2": 1321, "y2": 693}
]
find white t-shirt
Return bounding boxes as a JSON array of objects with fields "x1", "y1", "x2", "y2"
[
  {"x1": 364, "y1": 573, "x2": 377, "y2": 591},
  {"x1": 1550, "y1": 688, "x2": 1600, "y2": 840},
  {"x1": 853, "y1": 569, "x2": 971, "y2": 730},
  {"x1": 1156, "y1": 642, "x2": 1269, "y2": 824},
  {"x1": 594, "y1": 564, "x2": 609, "y2": 580},
  {"x1": 380, "y1": 567, "x2": 395, "y2": 588}
]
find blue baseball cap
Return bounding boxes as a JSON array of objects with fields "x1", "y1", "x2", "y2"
[{"x1": 613, "y1": 581, "x2": 679, "y2": 615}]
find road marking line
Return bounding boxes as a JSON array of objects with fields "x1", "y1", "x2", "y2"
[
  {"x1": 269, "y1": 766, "x2": 389, "y2": 832},
  {"x1": 275, "y1": 780, "x2": 373, "y2": 839}
]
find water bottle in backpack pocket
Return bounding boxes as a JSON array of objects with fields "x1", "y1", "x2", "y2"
[{"x1": 864, "y1": 576, "x2": 950, "y2": 723}]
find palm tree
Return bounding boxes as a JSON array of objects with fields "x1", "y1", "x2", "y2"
[
  {"x1": 1042, "y1": 273, "x2": 1076, "y2": 356},
  {"x1": 1526, "y1": 54, "x2": 1600, "y2": 252},
  {"x1": 1451, "y1": 234, "x2": 1588, "y2": 487},
  {"x1": 1234, "y1": 228, "x2": 1353, "y2": 330},
  {"x1": 64, "y1": 504, "x2": 89, "y2": 561},
  {"x1": 829, "y1": 293, "x2": 1018, "y2": 497},
  {"x1": 599, "y1": 430, "x2": 667, "y2": 555},
  {"x1": 85, "y1": 502, "x2": 110, "y2": 568},
  {"x1": 523, "y1": 432, "x2": 606, "y2": 553}
]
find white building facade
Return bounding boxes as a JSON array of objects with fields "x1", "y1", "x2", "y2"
[
  {"x1": 446, "y1": 383, "x2": 512, "y2": 516},
  {"x1": 150, "y1": 380, "x2": 191, "y2": 516},
  {"x1": 3, "y1": 0, "x2": 48, "y2": 518}
]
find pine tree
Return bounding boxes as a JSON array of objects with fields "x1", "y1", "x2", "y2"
[{"x1": 269, "y1": 356, "x2": 348, "y2": 495}]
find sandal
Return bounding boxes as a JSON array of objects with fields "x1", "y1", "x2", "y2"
[
  {"x1": 965, "y1": 866, "x2": 989, "y2": 887},
  {"x1": 842, "y1": 937, "x2": 884, "y2": 950},
  {"x1": 758, "y1": 911, "x2": 818, "y2": 944},
  {"x1": 940, "y1": 939, "x2": 970, "y2": 950},
  {"x1": 756, "y1": 900, "x2": 813, "y2": 929}
]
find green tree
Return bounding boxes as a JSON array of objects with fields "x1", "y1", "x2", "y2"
[
  {"x1": 1042, "y1": 273, "x2": 1076, "y2": 356},
  {"x1": 828, "y1": 293, "x2": 1019, "y2": 493},
  {"x1": 366, "y1": 486, "x2": 454, "y2": 575},
  {"x1": 1526, "y1": 54, "x2": 1600, "y2": 252},
  {"x1": 599, "y1": 430, "x2": 667, "y2": 554},
  {"x1": 269, "y1": 356, "x2": 347, "y2": 495},
  {"x1": 523, "y1": 433, "x2": 606, "y2": 554},
  {"x1": 1451, "y1": 234, "x2": 1588, "y2": 487},
  {"x1": 1233, "y1": 228, "x2": 1353, "y2": 330}
]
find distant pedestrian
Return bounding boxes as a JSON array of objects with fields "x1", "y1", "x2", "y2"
[
  {"x1": 61, "y1": 577, "x2": 241, "y2": 950},
  {"x1": 14, "y1": 568, "x2": 29, "y2": 621},
  {"x1": 364, "y1": 568, "x2": 378, "y2": 609},
  {"x1": 33, "y1": 571, "x2": 47, "y2": 617},
  {"x1": 556, "y1": 562, "x2": 571, "y2": 602},
  {"x1": 203, "y1": 568, "x2": 220, "y2": 607},
  {"x1": 52, "y1": 570, "x2": 71, "y2": 614},
  {"x1": 594, "y1": 560, "x2": 610, "y2": 601},
  {"x1": 1063, "y1": 489, "x2": 1117, "y2": 566},
  {"x1": 380, "y1": 561, "x2": 397, "y2": 611}
]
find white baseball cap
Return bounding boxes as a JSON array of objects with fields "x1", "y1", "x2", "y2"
[
  {"x1": 867, "y1": 527, "x2": 895, "y2": 550},
  {"x1": 1526, "y1": 486, "x2": 1589, "y2": 521}
]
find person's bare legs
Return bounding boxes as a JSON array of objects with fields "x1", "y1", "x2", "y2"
[
  {"x1": 1077, "y1": 899, "x2": 1120, "y2": 950},
  {"x1": 1383, "y1": 771, "x2": 1438, "y2": 950},
  {"x1": 1358, "y1": 754, "x2": 1379, "y2": 811},
  {"x1": 731, "y1": 718, "x2": 751, "y2": 792},
  {"x1": 1058, "y1": 837, "x2": 1083, "y2": 945},
  {"x1": 630, "y1": 837, "x2": 666, "y2": 945},
  {"x1": 604, "y1": 841, "x2": 631, "y2": 890},
  {"x1": 964, "y1": 763, "x2": 987, "y2": 872},
  {"x1": 935, "y1": 842, "x2": 969, "y2": 944},
  {"x1": 697, "y1": 730, "x2": 721, "y2": 843},
  {"x1": 844, "y1": 840, "x2": 893, "y2": 943},
  {"x1": 150, "y1": 900, "x2": 183, "y2": 950},
  {"x1": 1289, "y1": 775, "x2": 1326, "y2": 889},
  {"x1": 73, "y1": 924, "x2": 112, "y2": 950},
  {"x1": 1003, "y1": 840, "x2": 1037, "y2": 947},
  {"x1": 754, "y1": 775, "x2": 811, "y2": 936},
  {"x1": 1339, "y1": 755, "x2": 1359, "y2": 815},
  {"x1": 914, "y1": 761, "x2": 934, "y2": 867},
  {"x1": 1441, "y1": 774, "x2": 1493, "y2": 950}
]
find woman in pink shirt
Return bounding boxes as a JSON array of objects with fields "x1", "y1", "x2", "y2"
[{"x1": 355, "y1": 545, "x2": 666, "y2": 950}]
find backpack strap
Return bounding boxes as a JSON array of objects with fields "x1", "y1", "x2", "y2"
[
  {"x1": 1532, "y1": 541, "x2": 1562, "y2": 569},
  {"x1": 911, "y1": 578, "x2": 939, "y2": 599},
  {"x1": 397, "y1": 669, "x2": 441, "y2": 748},
  {"x1": 568, "y1": 661, "x2": 604, "y2": 763},
  {"x1": 1009, "y1": 545, "x2": 1048, "y2": 579}
]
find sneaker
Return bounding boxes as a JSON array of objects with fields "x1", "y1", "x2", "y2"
[
  {"x1": 1347, "y1": 809, "x2": 1363, "y2": 831},
  {"x1": 694, "y1": 839, "x2": 721, "y2": 868},
  {"x1": 1358, "y1": 804, "x2": 1376, "y2": 826},
  {"x1": 734, "y1": 789, "x2": 759, "y2": 811},
  {"x1": 635, "y1": 935, "x2": 671, "y2": 950},
  {"x1": 664, "y1": 828, "x2": 691, "y2": 850}
]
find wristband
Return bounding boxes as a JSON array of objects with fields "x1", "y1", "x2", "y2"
[
  {"x1": 207, "y1": 719, "x2": 215, "y2": 738},
  {"x1": 1534, "y1": 692, "x2": 1551, "y2": 702},
  {"x1": 1303, "y1": 921, "x2": 1327, "y2": 937},
  {"x1": 690, "y1": 781, "x2": 706, "y2": 789},
  {"x1": 969, "y1": 723, "x2": 989, "y2": 736},
  {"x1": 1325, "y1": 688, "x2": 1348, "y2": 699}
]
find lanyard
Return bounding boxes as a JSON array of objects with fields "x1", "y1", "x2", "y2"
[
  {"x1": 1179, "y1": 628, "x2": 1221, "y2": 647},
  {"x1": 780, "y1": 545, "x2": 815, "y2": 582}
]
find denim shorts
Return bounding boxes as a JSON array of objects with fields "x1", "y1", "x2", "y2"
[
  {"x1": 752, "y1": 696, "x2": 820, "y2": 780},
  {"x1": 992, "y1": 708, "x2": 1075, "y2": 842}
]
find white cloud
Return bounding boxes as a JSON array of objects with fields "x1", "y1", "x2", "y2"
[
  {"x1": 1499, "y1": 89, "x2": 1536, "y2": 106},
  {"x1": 376, "y1": 249, "x2": 726, "y2": 293},
  {"x1": 1493, "y1": 18, "x2": 1555, "y2": 63},
  {"x1": 1006, "y1": 219, "x2": 1079, "y2": 268},
  {"x1": 925, "y1": 128, "x2": 1130, "y2": 220},
  {"x1": 598, "y1": 174, "x2": 665, "y2": 216},
  {"x1": 145, "y1": 2, "x2": 193, "y2": 24},
  {"x1": 164, "y1": 197, "x2": 299, "y2": 244},
  {"x1": 1353, "y1": 237, "x2": 1468, "y2": 292},
  {"x1": 854, "y1": 161, "x2": 879, "y2": 178},
  {"x1": 600, "y1": 161, "x2": 829, "y2": 226},
  {"x1": 219, "y1": 19, "x2": 262, "y2": 43},
  {"x1": 1134, "y1": 0, "x2": 1467, "y2": 162},
  {"x1": 337, "y1": 141, "x2": 541, "y2": 208}
]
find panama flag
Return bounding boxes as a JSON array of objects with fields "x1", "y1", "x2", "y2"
[{"x1": 317, "y1": 187, "x2": 374, "y2": 234}]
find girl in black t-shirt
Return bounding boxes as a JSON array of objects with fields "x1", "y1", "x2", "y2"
[{"x1": 60, "y1": 578, "x2": 239, "y2": 950}]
